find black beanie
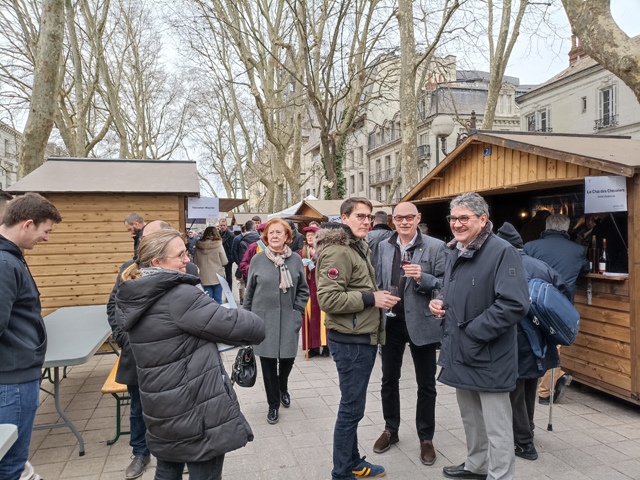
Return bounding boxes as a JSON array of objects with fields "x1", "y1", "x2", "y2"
[{"x1": 497, "y1": 222, "x2": 524, "y2": 249}]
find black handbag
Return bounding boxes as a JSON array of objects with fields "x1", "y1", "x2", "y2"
[{"x1": 231, "y1": 345, "x2": 257, "y2": 387}]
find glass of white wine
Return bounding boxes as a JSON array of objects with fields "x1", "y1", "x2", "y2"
[{"x1": 386, "y1": 285, "x2": 399, "y2": 317}]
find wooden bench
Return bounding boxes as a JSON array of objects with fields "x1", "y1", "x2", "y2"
[{"x1": 102, "y1": 357, "x2": 130, "y2": 445}]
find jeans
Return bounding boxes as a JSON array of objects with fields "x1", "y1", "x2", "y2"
[
  {"x1": 203, "y1": 285, "x2": 223, "y2": 304},
  {"x1": 329, "y1": 340, "x2": 377, "y2": 480},
  {"x1": 154, "y1": 455, "x2": 224, "y2": 480},
  {"x1": 0, "y1": 380, "x2": 40, "y2": 480},
  {"x1": 380, "y1": 317, "x2": 437, "y2": 440},
  {"x1": 128, "y1": 385, "x2": 150, "y2": 457},
  {"x1": 509, "y1": 378, "x2": 538, "y2": 445},
  {"x1": 259, "y1": 356, "x2": 295, "y2": 410}
]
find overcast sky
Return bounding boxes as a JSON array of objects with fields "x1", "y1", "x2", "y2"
[{"x1": 503, "y1": 1, "x2": 640, "y2": 85}]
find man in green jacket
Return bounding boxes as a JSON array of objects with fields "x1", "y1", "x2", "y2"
[{"x1": 316, "y1": 197, "x2": 399, "y2": 480}]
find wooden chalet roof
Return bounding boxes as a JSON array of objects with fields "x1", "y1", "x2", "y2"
[
  {"x1": 403, "y1": 131, "x2": 640, "y2": 204},
  {"x1": 294, "y1": 199, "x2": 392, "y2": 218}
]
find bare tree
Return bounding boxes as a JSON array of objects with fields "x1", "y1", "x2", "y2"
[
  {"x1": 562, "y1": 0, "x2": 640, "y2": 104},
  {"x1": 18, "y1": 0, "x2": 64, "y2": 177}
]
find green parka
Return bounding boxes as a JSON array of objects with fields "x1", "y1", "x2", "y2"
[{"x1": 315, "y1": 225, "x2": 384, "y2": 345}]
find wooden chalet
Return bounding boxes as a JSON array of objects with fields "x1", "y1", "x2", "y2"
[{"x1": 401, "y1": 131, "x2": 640, "y2": 405}]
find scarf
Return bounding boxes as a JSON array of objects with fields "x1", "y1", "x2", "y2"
[{"x1": 264, "y1": 245, "x2": 294, "y2": 293}]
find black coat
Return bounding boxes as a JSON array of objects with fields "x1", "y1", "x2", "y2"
[
  {"x1": 115, "y1": 268, "x2": 265, "y2": 462},
  {"x1": 438, "y1": 222, "x2": 530, "y2": 392}
]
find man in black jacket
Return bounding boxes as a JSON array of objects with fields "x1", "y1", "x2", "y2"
[
  {"x1": 0, "y1": 193, "x2": 61, "y2": 480},
  {"x1": 107, "y1": 220, "x2": 200, "y2": 479},
  {"x1": 430, "y1": 193, "x2": 529, "y2": 480},
  {"x1": 366, "y1": 211, "x2": 393, "y2": 270},
  {"x1": 497, "y1": 222, "x2": 570, "y2": 461},
  {"x1": 218, "y1": 219, "x2": 235, "y2": 288}
]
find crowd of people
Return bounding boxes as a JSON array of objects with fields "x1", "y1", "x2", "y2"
[{"x1": 0, "y1": 190, "x2": 595, "y2": 480}]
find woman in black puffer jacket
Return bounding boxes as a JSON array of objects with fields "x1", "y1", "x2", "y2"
[{"x1": 116, "y1": 229, "x2": 265, "y2": 480}]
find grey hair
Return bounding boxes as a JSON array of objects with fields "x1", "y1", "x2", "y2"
[
  {"x1": 373, "y1": 211, "x2": 388, "y2": 225},
  {"x1": 124, "y1": 212, "x2": 144, "y2": 225},
  {"x1": 450, "y1": 192, "x2": 489, "y2": 217},
  {"x1": 545, "y1": 214, "x2": 570, "y2": 232}
]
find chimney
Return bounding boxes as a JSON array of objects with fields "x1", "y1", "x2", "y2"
[{"x1": 568, "y1": 34, "x2": 587, "y2": 66}]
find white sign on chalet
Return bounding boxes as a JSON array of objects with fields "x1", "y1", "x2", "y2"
[
  {"x1": 187, "y1": 197, "x2": 220, "y2": 219},
  {"x1": 584, "y1": 175, "x2": 627, "y2": 213}
]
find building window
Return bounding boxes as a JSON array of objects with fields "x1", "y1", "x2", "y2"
[
  {"x1": 581, "y1": 96, "x2": 587, "y2": 113},
  {"x1": 385, "y1": 155, "x2": 391, "y2": 171},
  {"x1": 350, "y1": 175, "x2": 355, "y2": 194},
  {"x1": 596, "y1": 85, "x2": 617, "y2": 129},
  {"x1": 4, "y1": 139, "x2": 9, "y2": 156},
  {"x1": 525, "y1": 108, "x2": 551, "y2": 132},
  {"x1": 376, "y1": 187, "x2": 382, "y2": 202},
  {"x1": 358, "y1": 172, "x2": 364, "y2": 191},
  {"x1": 346, "y1": 151, "x2": 354, "y2": 169}
]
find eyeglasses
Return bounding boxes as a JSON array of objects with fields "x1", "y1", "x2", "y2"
[
  {"x1": 393, "y1": 214, "x2": 417, "y2": 223},
  {"x1": 446, "y1": 214, "x2": 479, "y2": 225},
  {"x1": 353, "y1": 213, "x2": 374, "y2": 222},
  {"x1": 168, "y1": 250, "x2": 189, "y2": 260}
]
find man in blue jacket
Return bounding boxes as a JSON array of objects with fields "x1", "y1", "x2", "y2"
[
  {"x1": 430, "y1": 193, "x2": 529, "y2": 480},
  {"x1": 0, "y1": 193, "x2": 62, "y2": 480}
]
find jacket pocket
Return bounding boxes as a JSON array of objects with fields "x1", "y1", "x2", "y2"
[{"x1": 454, "y1": 328, "x2": 490, "y2": 366}]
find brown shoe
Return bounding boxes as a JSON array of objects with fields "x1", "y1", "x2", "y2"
[
  {"x1": 420, "y1": 439, "x2": 436, "y2": 466},
  {"x1": 373, "y1": 430, "x2": 399, "y2": 453}
]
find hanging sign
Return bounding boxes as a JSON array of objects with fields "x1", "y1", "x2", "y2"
[
  {"x1": 584, "y1": 176, "x2": 627, "y2": 213},
  {"x1": 188, "y1": 197, "x2": 220, "y2": 219}
]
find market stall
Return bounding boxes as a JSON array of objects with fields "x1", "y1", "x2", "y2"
[{"x1": 401, "y1": 131, "x2": 640, "y2": 404}]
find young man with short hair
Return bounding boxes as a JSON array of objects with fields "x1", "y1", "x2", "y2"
[{"x1": 0, "y1": 193, "x2": 62, "y2": 480}]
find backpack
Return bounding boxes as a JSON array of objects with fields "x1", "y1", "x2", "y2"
[
  {"x1": 519, "y1": 316, "x2": 548, "y2": 372},
  {"x1": 527, "y1": 277, "x2": 580, "y2": 346}
]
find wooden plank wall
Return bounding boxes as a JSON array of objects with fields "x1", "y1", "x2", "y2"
[
  {"x1": 416, "y1": 142, "x2": 607, "y2": 200},
  {"x1": 568, "y1": 278, "x2": 632, "y2": 399},
  {"x1": 628, "y1": 176, "x2": 640, "y2": 401},
  {"x1": 26, "y1": 194, "x2": 182, "y2": 316}
]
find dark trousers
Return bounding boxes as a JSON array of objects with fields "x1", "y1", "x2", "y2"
[
  {"x1": 329, "y1": 340, "x2": 377, "y2": 480},
  {"x1": 509, "y1": 378, "x2": 539, "y2": 445},
  {"x1": 154, "y1": 455, "x2": 224, "y2": 480},
  {"x1": 380, "y1": 317, "x2": 438, "y2": 441},
  {"x1": 224, "y1": 263, "x2": 233, "y2": 291},
  {"x1": 259, "y1": 356, "x2": 295, "y2": 410},
  {"x1": 128, "y1": 385, "x2": 150, "y2": 457}
]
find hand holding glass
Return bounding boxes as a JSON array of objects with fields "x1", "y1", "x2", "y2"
[
  {"x1": 401, "y1": 251, "x2": 412, "y2": 277},
  {"x1": 431, "y1": 289, "x2": 445, "y2": 319},
  {"x1": 386, "y1": 286, "x2": 399, "y2": 317}
]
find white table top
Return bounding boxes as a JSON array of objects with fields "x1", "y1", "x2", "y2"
[
  {"x1": 43, "y1": 305, "x2": 111, "y2": 368},
  {"x1": 0, "y1": 424, "x2": 18, "y2": 460}
]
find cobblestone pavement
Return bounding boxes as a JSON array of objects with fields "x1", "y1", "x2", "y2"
[{"x1": 27, "y1": 344, "x2": 640, "y2": 480}]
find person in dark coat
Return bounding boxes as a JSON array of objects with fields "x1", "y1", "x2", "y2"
[
  {"x1": 218, "y1": 219, "x2": 235, "y2": 289},
  {"x1": 497, "y1": 222, "x2": 570, "y2": 462},
  {"x1": 519, "y1": 209, "x2": 550, "y2": 244},
  {"x1": 430, "y1": 193, "x2": 529, "y2": 480},
  {"x1": 366, "y1": 210, "x2": 393, "y2": 270},
  {"x1": 524, "y1": 214, "x2": 589, "y2": 405},
  {"x1": 115, "y1": 229, "x2": 265, "y2": 480},
  {"x1": 244, "y1": 218, "x2": 309, "y2": 425},
  {"x1": 288, "y1": 220, "x2": 305, "y2": 252},
  {"x1": 107, "y1": 220, "x2": 203, "y2": 479}
]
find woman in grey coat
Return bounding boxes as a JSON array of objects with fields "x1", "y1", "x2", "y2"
[{"x1": 244, "y1": 218, "x2": 310, "y2": 425}]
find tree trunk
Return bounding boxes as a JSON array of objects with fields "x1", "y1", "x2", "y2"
[
  {"x1": 19, "y1": 0, "x2": 64, "y2": 177},
  {"x1": 562, "y1": 0, "x2": 640, "y2": 105}
]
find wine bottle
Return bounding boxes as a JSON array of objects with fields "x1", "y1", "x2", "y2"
[
  {"x1": 598, "y1": 238, "x2": 608, "y2": 274},
  {"x1": 589, "y1": 235, "x2": 598, "y2": 274}
]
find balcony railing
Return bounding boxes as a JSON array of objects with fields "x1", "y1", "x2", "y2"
[
  {"x1": 417, "y1": 145, "x2": 430, "y2": 158},
  {"x1": 594, "y1": 115, "x2": 618, "y2": 130},
  {"x1": 369, "y1": 167, "x2": 400, "y2": 185}
]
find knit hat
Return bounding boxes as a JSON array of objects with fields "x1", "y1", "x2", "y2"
[
  {"x1": 497, "y1": 222, "x2": 524, "y2": 249},
  {"x1": 303, "y1": 225, "x2": 319, "y2": 233}
]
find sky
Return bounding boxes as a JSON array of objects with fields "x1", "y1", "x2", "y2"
[{"x1": 503, "y1": 1, "x2": 640, "y2": 85}]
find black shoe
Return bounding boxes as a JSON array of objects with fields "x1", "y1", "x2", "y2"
[
  {"x1": 553, "y1": 374, "x2": 572, "y2": 403},
  {"x1": 280, "y1": 391, "x2": 290, "y2": 408},
  {"x1": 307, "y1": 348, "x2": 320, "y2": 358},
  {"x1": 515, "y1": 442, "x2": 538, "y2": 460},
  {"x1": 267, "y1": 408, "x2": 279, "y2": 424},
  {"x1": 538, "y1": 396, "x2": 550, "y2": 405},
  {"x1": 443, "y1": 463, "x2": 487, "y2": 479},
  {"x1": 321, "y1": 346, "x2": 330, "y2": 357}
]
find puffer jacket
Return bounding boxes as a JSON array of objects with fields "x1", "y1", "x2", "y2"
[
  {"x1": 438, "y1": 221, "x2": 529, "y2": 392},
  {"x1": 115, "y1": 268, "x2": 265, "y2": 462},
  {"x1": 193, "y1": 239, "x2": 228, "y2": 286},
  {"x1": 315, "y1": 225, "x2": 384, "y2": 345}
]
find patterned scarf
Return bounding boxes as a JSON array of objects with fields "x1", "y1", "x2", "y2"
[{"x1": 264, "y1": 245, "x2": 294, "y2": 292}]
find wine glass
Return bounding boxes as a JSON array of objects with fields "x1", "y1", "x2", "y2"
[
  {"x1": 401, "y1": 250, "x2": 412, "y2": 277},
  {"x1": 431, "y1": 289, "x2": 445, "y2": 319},
  {"x1": 386, "y1": 285, "x2": 399, "y2": 317}
]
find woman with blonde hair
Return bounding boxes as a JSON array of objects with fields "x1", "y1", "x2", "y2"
[
  {"x1": 193, "y1": 226, "x2": 228, "y2": 303},
  {"x1": 116, "y1": 229, "x2": 265, "y2": 480},
  {"x1": 244, "y1": 218, "x2": 309, "y2": 425}
]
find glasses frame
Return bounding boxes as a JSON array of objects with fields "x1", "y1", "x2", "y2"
[
  {"x1": 167, "y1": 250, "x2": 190, "y2": 260},
  {"x1": 353, "y1": 213, "x2": 374, "y2": 223},
  {"x1": 446, "y1": 214, "x2": 480, "y2": 225},
  {"x1": 393, "y1": 214, "x2": 417, "y2": 223}
]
